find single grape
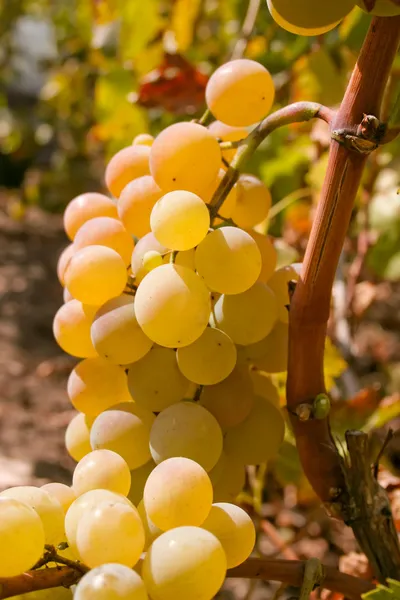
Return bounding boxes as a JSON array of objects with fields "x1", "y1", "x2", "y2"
[
  {"x1": 72, "y1": 449, "x2": 131, "y2": 497},
  {"x1": 195, "y1": 227, "x2": 261, "y2": 295},
  {"x1": 244, "y1": 321, "x2": 289, "y2": 373},
  {"x1": 264, "y1": 265, "x2": 299, "y2": 323},
  {"x1": 142, "y1": 250, "x2": 164, "y2": 271},
  {"x1": 137, "y1": 499, "x2": 162, "y2": 550},
  {"x1": 211, "y1": 453, "x2": 246, "y2": 503},
  {"x1": 151, "y1": 190, "x2": 210, "y2": 251},
  {"x1": 135, "y1": 264, "x2": 211, "y2": 348},
  {"x1": 63, "y1": 193, "x2": 118, "y2": 241},
  {"x1": 67, "y1": 357, "x2": 131, "y2": 416},
  {"x1": 53, "y1": 300, "x2": 98, "y2": 358},
  {"x1": 203, "y1": 169, "x2": 237, "y2": 219},
  {"x1": 105, "y1": 145, "x2": 151, "y2": 198},
  {"x1": 65, "y1": 412, "x2": 92, "y2": 462},
  {"x1": 246, "y1": 229, "x2": 277, "y2": 284},
  {"x1": 142, "y1": 526, "x2": 226, "y2": 600},
  {"x1": 224, "y1": 396, "x2": 285, "y2": 465},
  {"x1": 90, "y1": 402, "x2": 155, "y2": 470},
  {"x1": 143, "y1": 457, "x2": 213, "y2": 530},
  {"x1": 266, "y1": 0, "x2": 356, "y2": 35},
  {"x1": 41, "y1": 483, "x2": 76, "y2": 514},
  {"x1": 73, "y1": 216, "x2": 134, "y2": 266},
  {"x1": 356, "y1": 0, "x2": 400, "y2": 14},
  {"x1": 91, "y1": 296, "x2": 153, "y2": 365},
  {"x1": 206, "y1": 59, "x2": 275, "y2": 127},
  {"x1": 133, "y1": 133, "x2": 155, "y2": 146},
  {"x1": 118, "y1": 175, "x2": 163, "y2": 238},
  {"x1": 128, "y1": 460, "x2": 156, "y2": 506},
  {"x1": 174, "y1": 248, "x2": 196, "y2": 270},
  {"x1": 202, "y1": 502, "x2": 256, "y2": 568},
  {"x1": 74, "y1": 563, "x2": 148, "y2": 600},
  {"x1": 149, "y1": 402, "x2": 223, "y2": 471},
  {"x1": 131, "y1": 232, "x2": 168, "y2": 279},
  {"x1": 232, "y1": 174, "x2": 272, "y2": 229},
  {"x1": 0, "y1": 498, "x2": 45, "y2": 577},
  {"x1": 149, "y1": 122, "x2": 221, "y2": 196},
  {"x1": 208, "y1": 121, "x2": 248, "y2": 163},
  {"x1": 249, "y1": 369, "x2": 280, "y2": 408},
  {"x1": 57, "y1": 244, "x2": 75, "y2": 286},
  {"x1": 127, "y1": 346, "x2": 189, "y2": 412}
]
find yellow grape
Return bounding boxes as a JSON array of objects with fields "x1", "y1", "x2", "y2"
[
  {"x1": 232, "y1": 174, "x2": 272, "y2": 229},
  {"x1": 128, "y1": 460, "x2": 156, "y2": 506},
  {"x1": 105, "y1": 145, "x2": 151, "y2": 198},
  {"x1": 246, "y1": 230, "x2": 277, "y2": 283},
  {"x1": 249, "y1": 369, "x2": 280, "y2": 407},
  {"x1": 118, "y1": 175, "x2": 163, "y2": 238},
  {"x1": 90, "y1": 402, "x2": 155, "y2": 470},
  {"x1": 176, "y1": 327, "x2": 236, "y2": 385},
  {"x1": 195, "y1": 227, "x2": 261, "y2": 294},
  {"x1": 149, "y1": 402, "x2": 223, "y2": 471},
  {"x1": 65, "y1": 413, "x2": 92, "y2": 462},
  {"x1": 65, "y1": 490, "x2": 133, "y2": 555},
  {"x1": 266, "y1": 265, "x2": 299, "y2": 323},
  {"x1": 57, "y1": 244, "x2": 75, "y2": 286},
  {"x1": 128, "y1": 346, "x2": 189, "y2": 412},
  {"x1": 65, "y1": 245, "x2": 127, "y2": 306},
  {"x1": 0, "y1": 487, "x2": 65, "y2": 547},
  {"x1": 211, "y1": 453, "x2": 246, "y2": 503},
  {"x1": 14, "y1": 587, "x2": 73, "y2": 600},
  {"x1": 41, "y1": 483, "x2": 76, "y2": 514},
  {"x1": 76, "y1": 501, "x2": 144, "y2": 568},
  {"x1": 133, "y1": 133, "x2": 155, "y2": 146},
  {"x1": 208, "y1": 121, "x2": 248, "y2": 163},
  {"x1": 130, "y1": 232, "x2": 168, "y2": 280},
  {"x1": 224, "y1": 396, "x2": 285, "y2": 465},
  {"x1": 143, "y1": 457, "x2": 213, "y2": 530},
  {"x1": 356, "y1": 0, "x2": 400, "y2": 14},
  {"x1": 199, "y1": 366, "x2": 255, "y2": 430},
  {"x1": 75, "y1": 563, "x2": 148, "y2": 600},
  {"x1": 174, "y1": 248, "x2": 196, "y2": 270},
  {"x1": 151, "y1": 190, "x2": 210, "y2": 251},
  {"x1": 244, "y1": 321, "x2": 289, "y2": 373},
  {"x1": 202, "y1": 502, "x2": 255, "y2": 568},
  {"x1": 266, "y1": 0, "x2": 355, "y2": 35},
  {"x1": 91, "y1": 296, "x2": 153, "y2": 365},
  {"x1": 211, "y1": 282, "x2": 278, "y2": 345},
  {"x1": 142, "y1": 250, "x2": 164, "y2": 271},
  {"x1": 53, "y1": 300, "x2": 98, "y2": 358},
  {"x1": 143, "y1": 526, "x2": 226, "y2": 600},
  {"x1": 137, "y1": 499, "x2": 162, "y2": 550},
  {"x1": 74, "y1": 216, "x2": 134, "y2": 266},
  {"x1": 67, "y1": 357, "x2": 130, "y2": 416},
  {"x1": 149, "y1": 122, "x2": 221, "y2": 196},
  {"x1": 0, "y1": 498, "x2": 45, "y2": 577},
  {"x1": 203, "y1": 169, "x2": 237, "y2": 219},
  {"x1": 206, "y1": 59, "x2": 275, "y2": 127},
  {"x1": 72, "y1": 449, "x2": 131, "y2": 497},
  {"x1": 63, "y1": 193, "x2": 118, "y2": 241},
  {"x1": 135, "y1": 264, "x2": 210, "y2": 348}
]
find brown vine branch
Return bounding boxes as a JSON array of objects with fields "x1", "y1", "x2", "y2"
[{"x1": 0, "y1": 558, "x2": 375, "y2": 600}]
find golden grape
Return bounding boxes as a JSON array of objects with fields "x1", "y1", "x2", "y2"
[
  {"x1": 72, "y1": 449, "x2": 131, "y2": 497},
  {"x1": 246, "y1": 230, "x2": 277, "y2": 283},
  {"x1": 73, "y1": 216, "x2": 134, "y2": 266},
  {"x1": 57, "y1": 244, "x2": 75, "y2": 287},
  {"x1": 208, "y1": 121, "x2": 248, "y2": 163},
  {"x1": 65, "y1": 412, "x2": 92, "y2": 462},
  {"x1": 63, "y1": 193, "x2": 118, "y2": 241},
  {"x1": 118, "y1": 175, "x2": 163, "y2": 238},
  {"x1": 41, "y1": 483, "x2": 76, "y2": 514},
  {"x1": 232, "y1": 174, "x2": 272, "y2": 229},
  {"x1": 244, "y1": 321, "x2": 289, "y2": 373},
  {"x1": 133, "y1": 133, "x2": 154, "y2": 146},
  {"x1": 53, "y1": 300, "x2": 97, "y2": 358},
  {"x1": 105, "y1": 145, "x2": 151, "y2": 198},
  {"x1": 266, "y1": 0, "x2": 356, "y2": 35},
  {"x1": 74, "y1": 563, "x2": 148, "y2": 600}
]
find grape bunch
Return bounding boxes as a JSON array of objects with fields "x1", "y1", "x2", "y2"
[{"x1": 0, "y1": 58, "x2": 299, "y2": 600}]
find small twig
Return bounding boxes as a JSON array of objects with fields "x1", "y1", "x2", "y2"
[
  {"x1": 260, "y1": 520, "x2": 299, "y2": 561},
  {"x1": 231, "y1": 0, "x2": 261, "y2": 60},
  {"x1": 198, "y1": 108, "x2": 211, "y2": 126},
  {"x1": 374, "y1": 428, "x2": 394, "y2": 479}
]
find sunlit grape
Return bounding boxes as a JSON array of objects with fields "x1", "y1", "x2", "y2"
[
  {"x1": 74, "y1": 563, "x2": 148, "y2": 600},
  {"x1": 265, "y1": 265, "x2": 299, "y2": 323},
  {"x1": 118, "y1": 175, "x2": 163, "y2": 238},
  {"x1": 41, "y1": 483, "x2": 76, "y2": 514},
  {"x1": 72, "y1": 449, "x2": 131, "y2": 497},
  {"x1": 57, "y1": 244, "x2": 75, "y2": 286},
  {"x1": 65, "y1": 412, "x2": 92, "y2": 462},
  {"x1": 203, "y1": 169, "x2": 237, "y2": 219},
  {"x1": 232, "y1": 174, "x2": 272, "y2": 229},
  {"x1": 208, "y1": 121, "x2": 248, "y2": 163},
  {"x1": 105, "y1": 145, "x2": 151, "y2": 198},
  {"x1": 53, "y1": 300, "x2": 98, "y2": 358},
  {"x1": 64, "y1": 193, "x2": 118, "y2": 241},
  {"x1": 133, "y1": 133, "x2": 155, "y2": 146},
  {"x1": 266, "y1": 0, "x2": 355, "y2": 35},
  {"x1": 246, "y1": 230, "x2": 277, "y2": 284},
  {"x1": 73, "y1": 216, "x2": 134, "y2": 266},
  {"x1": 249, "y1": 369, "x2": 280, "y2": 407}
]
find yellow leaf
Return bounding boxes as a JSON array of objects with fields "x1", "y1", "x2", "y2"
[{"x1": 171, "y1": 0, "x2": 202, "y2": 52}]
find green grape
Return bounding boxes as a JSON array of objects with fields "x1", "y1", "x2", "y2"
[
  {"x1": 67, "y1": 357, "x2": 131, "y2": 416},
  {"x1": 91, "y1": 296, "x2": 153, "y2": 365},
  {"x1": 232, "y1": 174, "x2": 272, "y2": 229},
  {"x1": 174, "y1": 248, "x2": 196, "y2": 270},
  {"x1": 65, "y1": 490, "x2": 133, "y2": 556},
  {"x1": 0, "y1": 487, "x2": 65, "y2": 547},
  {"x1": 143, "y1": 457, "x2": 213, "y2": 530},
  {"x1": 203, "y1": 169, "x2": 237, "y2": 220},
  {"x1": 224, "y1": 396, "x2": 285, "y2": 465},
  {"x1": 131, "y1": 233, "x2": 168, "y2": 279},
  {"x1": 53, "y1": 300, "x2": 98, "y2": 358},
  {"x1": 0, "y1": 498, "x2": 45, "y2": 577},
  {"x1": 64, "y1": 193, "x2": 118, "y2": 241},
  {"x1": 176, "y1": 327, "x2": 237, "y2": 385},
  {"x1": 202, "y1": 502, "x2": 256, "y2": 568},
  {"x1": 118, "y1": 175, "x2": 162, "y2": 238},
  {"x1": 249, "y1": 369, "x2": 280, "y2": 408},
  {"x1": 211, "y1": 282, "x2": 278, "y2": 345},
  {"x1": 208, "y1": 121, "x2": 248, "y2": 163},
  {"x1": 149, "y1": 402, "x2": 223, "y2": 471},
  {"x1": 206, "y1": 59, "x2": 275, "y2": 127},
  {"x1": 73, "y1": 216, "x2": 134, "y2": 266},
  {"x1": 72, "y1": 449, "x2": 131, "y2": 497},
  {"x1": 149, "y1": 122, "x2": 221, "y2": 196},
  {"x1": 76, "y1": 501, "x2": 144, "y2": 568},
  {"x1": 74, "y1": 563, "x2": 148, "y2": 600},
  {"x1": 135, "y1": 264, "x2": 211, "y2": 348},
  {"x1": 57, "y1": 244, "x2": 75, "y2": 286},
  {"x1": 65, "y1": 413, "x2": 92, "y2": 462},
  {"x1": 356, "y1": 0, "x2": 400, "y2": 14},
  {"x1": 90, "y1": 402, "x2": 155, "y2": 470},
  {"x1": 244, "y1": 321, "x2": 289, "y2": 373},
  {"x1": 246, "y1": 230, "x2": 277, "y2": 284},
  {"x1": 142, "y1": 250, "x2": 164, "y2": 271},
  {"x1": 151, "y1": 190, "x2": 210, "y2": 251},
  {"x1": 127, "y1": 346, "x2": 189, "y2": 411},
  {"x1": 143, "y1": 526, "x2": 226, "y2": 600},
  {"x1": 195, "y1": 227, "x2": 261, "y2": 295},
  {"x1": 210, "y1": 452, "x2": 246, "y2": 502},
  {"x1": 133, "y1": 133, "x2": 154, "y2": 146},
  {"x1": 137, "y1": 499, "x2": 162, "y2": 550},
  {"x1": 267, "y1": 0, "x2": 356, "y2": 35},
  {"x1": 105, "y1": 144, "x2": 151, "y2": 198},
  {"x1": 266, "y1": 265, "x2": 299, "y2": 323},
  {"x1": 199, "y1": 366, "x2": 255, "y2": 430},
  {"x1": 65, "y1": 245, "x2": 127, "y2": 306},
  {"x1": 128, "y1": 460, "x2": 156, "y2": 506},
  {"x1": 41, "y1": 483, "x2": 76, "y2": 514}
]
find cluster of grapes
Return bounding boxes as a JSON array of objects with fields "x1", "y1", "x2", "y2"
[
  {"x1": 0, "y1": 57, "x2": 300, "y2": 600},
  {"x1": 267, "y1": 0, "x2": 400, "y2": 35}
]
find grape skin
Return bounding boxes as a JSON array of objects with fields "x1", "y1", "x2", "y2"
[
  {"x1": 63, "y1": 192, "x2": 118, "y2": 241},
  {"x1": 105, "y1": 145, "x2": 151, "y2": 198},
  {"x1": 41, "y1": 483, "x2": 76, "y2": 514},
  {"x1": 266, "y1": 0, "x2": 356, "y2": 35},
  {"x1": 74, "y1": 563, "x2": 148, "y2": 600},
  {"x1": 72, "y1": 449, "x2": 131, "y2": 497},
  {"x1": 73, "y1": 216, "x2": 134, "y2": 266},
  {"x1": 65, "y1": 413, "x2": 92, "y2": 462},
  {"x1": 53, "y1": 300, "x2": 98, "y2": 358},
  {"x1": 118, "y1": 175, "x2": 163, "y2": 238}
]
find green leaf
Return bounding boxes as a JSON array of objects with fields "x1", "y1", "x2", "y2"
[{"x1": 362, "y1": 580, "x2": 400, "y2": 600}]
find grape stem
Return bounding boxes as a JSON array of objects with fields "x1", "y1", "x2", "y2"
[{"x1": 0, "y1": 558, "x2": 375, "y2": 600}]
